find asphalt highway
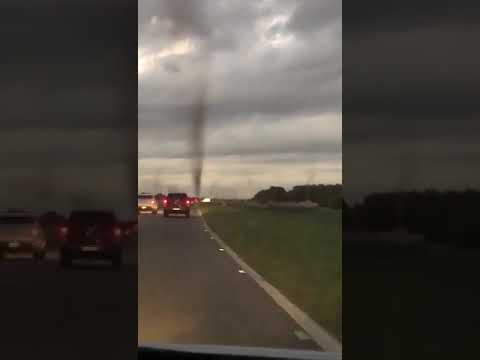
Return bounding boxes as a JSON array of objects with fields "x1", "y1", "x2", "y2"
[
  {"x1": 138, "y1": 210, "x2": 320, "y2": 350},
  {"x1": 0, "y1": 236, "x2": 138, "y2": 359},
  {"x1": 1, "y1": 209, "x2": 320, "y2": 360}
]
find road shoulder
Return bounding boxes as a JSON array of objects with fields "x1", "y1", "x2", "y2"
[{"x1": 198, "y1": 209, "x2": 342, "y2": 353}]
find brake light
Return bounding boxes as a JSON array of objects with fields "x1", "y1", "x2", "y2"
[
  {"x1": 59, "y1": 226, "x2": 68, "y2": 236},
  {"x1": 186, "y1": 200, "x2": 190, "y2": 205},
  {"x1": 151, "y1": 200, "x2": 155, "y2": 204},
  {"x1": 163, "y1": 199, "x2": 167, "y2": 205},
  {"x1": 114, "y1": 227, "x2": 122, "y2": 237}
]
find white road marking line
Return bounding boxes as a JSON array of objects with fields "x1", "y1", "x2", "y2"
[
  {"x1": 198, "y1": 209, "x2": 342, "y2": 353},
  {"x1": 294, "y1": 329, "x2": 312, "y2": 341}
]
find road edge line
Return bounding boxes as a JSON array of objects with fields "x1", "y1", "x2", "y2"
[{"x1": 198, "y1": 209, "x2": 342, "y2": 353}]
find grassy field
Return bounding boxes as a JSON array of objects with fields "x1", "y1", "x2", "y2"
[
  {"x1": 200, "y1": 204, "x2": 342, "y2": 339},
  {"x1": 344, "y1": 239, "x2": 480, "y2": 359}
]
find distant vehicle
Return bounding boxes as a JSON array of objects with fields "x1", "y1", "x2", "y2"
[
  {"x1": 38, "y1": 211, "x2": 68, "y2": 246},
  {"x1": 163, "y1": 193, "x2": 191, "y2": 218},
  {"x1": 138, "y1": 193, "x2": 158, "y2": 214},
  {"x1": 154, "y1": 193, "x2": 166, "y2": 207},
  {"x1": 59, "y1": 210, "x2": 123, "y2": 268},
  {"x1": 201, "y1": 197, "x2": 212, "y2": 203},
  {"x1": 0, "y1": 210, "x2": 46, "y2": 261},
  {"x1": 190, "y1": 197, "x2": 200, "y2": 204}
]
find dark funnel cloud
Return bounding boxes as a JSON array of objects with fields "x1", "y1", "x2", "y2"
[
  {"x1": 191, "y1": 75, "x2": 208, "y2": 197},
  {"x1": 160, "y1": 0, "x2": 211, "y2": 197}
]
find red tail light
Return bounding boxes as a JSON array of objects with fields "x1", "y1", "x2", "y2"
[
  {"x1": 163, "y1": 199, "x2": 167, "y2": 205},
  {"x1": 186, "y1": 200, "x2": 190, "y2": 205},
  {"x1": 58, "y1": 225, "x2": 69, "y2": 243},
  {"x1": 151, "y1": 200, "x2": 155, "y2": 204},
  {"x1": 59, "y1": 226, "x2": 68, "y2": 236},
  {"x1": 113, "y1": 227, "x2": 122, "y2": 237}
]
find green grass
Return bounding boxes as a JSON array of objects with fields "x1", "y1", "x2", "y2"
[
  {"x1": 200, "y1": 204, "x2": 342, "y2": 339},
  {"x1": 345, "y1": 247, "x2": 480, "y2": 359}
]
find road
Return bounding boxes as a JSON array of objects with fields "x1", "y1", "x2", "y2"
[
  {"x1": 138, "y1": 210, "x2": 320, "y2": 350},
  {"x1": 0, "y1": 238, "x2": 137, "y2": 360},
  {"x1": 1, "y1": 209, "x2": 320, "y2": 358}
]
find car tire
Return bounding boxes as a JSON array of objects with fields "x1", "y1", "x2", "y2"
[
  {"x1": 33, "y1": 251, "x2": 46, "y2": 261},
  {"x1": 185, "y1": 211, "x2": 190, "y2": 218},
  {"x1": 60, "y1": 253, "x2": 72, "y2": 268},
  {"x1": 164, "y1": 211, "x2": 169, "y2": 217},
  {"x1": 153, "y1": 209, "x2": 158, "y2": 215}
]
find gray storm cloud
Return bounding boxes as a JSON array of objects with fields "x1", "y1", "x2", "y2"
[
  {"x1": 0, "y1": 0, "x2": 137, "y2": 217},
  {"x1": 343, "y1": 0, "x2": 480, "y2": 202},
  {"x1": 138, "y1": 0, "x2": 342, "y2": 198}
]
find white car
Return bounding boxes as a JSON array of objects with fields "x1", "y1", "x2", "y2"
[
  {"x1": 0, "y1": 210, "x2": 46, "y2": 260},
  {"x1": 138, "y1": 193, "x2": 159, "y2": 214}
]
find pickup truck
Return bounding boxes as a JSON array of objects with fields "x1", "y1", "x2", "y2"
[
  {"x1": 163, "y1": 193, "x2": 191, "y2": 218},
  {"x1": 59, "y1": 210, "x2": 123, "y2": 268}
]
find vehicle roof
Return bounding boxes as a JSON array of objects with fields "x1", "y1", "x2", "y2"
[
  {"x1": 69, "y1": 210, "x2": 115, "y2": 215},
  {"x1": 0, "y1": 209, "x2": 33, "y2": 217}
]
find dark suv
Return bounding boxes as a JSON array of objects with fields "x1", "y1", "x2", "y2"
[
  {"x1": 163, "y1": 193, "x2": 191, "y2": 218},
  {"x1": 59, "y1": 210, "x2": 123, "y2": 268}
]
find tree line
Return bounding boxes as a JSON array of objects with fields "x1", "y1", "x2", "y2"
[
  {"x1": 343, "y1": 190, "x2": 480, "y2": 245},
  {"x1": 252, "y1": 184, "x2": 342, "y2": 209}
]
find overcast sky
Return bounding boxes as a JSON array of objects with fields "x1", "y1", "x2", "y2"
[
  {"x1": 343, "y1": 0, "x2": 480, "y2": 203},
  {"x1": 138, "y1": 0, "x2": 342, "y2": 198},
  {"x1": 0, "y1": 1, "x2": 137, "y2": 217}
]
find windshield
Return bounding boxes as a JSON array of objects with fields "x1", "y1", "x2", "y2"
[{"x1": 137, "y1": 0, "x2": 342, "y2": 355}]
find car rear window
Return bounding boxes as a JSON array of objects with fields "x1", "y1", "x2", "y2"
[
  {"x1": 0, "y1": 216, "x2": 35, "y2": 224},
  {"x1": 138, "y1": 195, "x2": 154, "y2": 199},
  {"x1": 69, "y1": 211, "x2": 116, "y2": 224},
  {"x1": 167, "y1": 193, "x2": 188, "y2": 199}
]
